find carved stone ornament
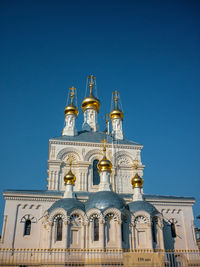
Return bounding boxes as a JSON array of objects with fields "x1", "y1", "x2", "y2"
[{"x1": 135, "y1": 215, "x2": 148, "y2": 225}]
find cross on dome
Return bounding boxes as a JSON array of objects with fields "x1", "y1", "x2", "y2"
[
  {"x1": 88, "y1": 74, "x2": 95, "y2": 95},
  {"x1": 114, "y1": 90, "x2": 119, "y2": 109},
  {"x1": 69, "y1": 86, "x2": 76, "y2": 104}
]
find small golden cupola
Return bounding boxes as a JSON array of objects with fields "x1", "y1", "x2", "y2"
[
  {"x1": 131, "y1": 173, "x2": 143, "y2": 189},
  {"x1": 97, "y1": 139, "x2": 112, "y2": 173},
  {"x1": 81, "y1": 75, "x2": 100, "y2": 113},
  {"x1": 64, "y1": 159, "x2": 76, "y2": 186},
  {"x1": 110, "y1": 90, "x2": 124, "y2": 121},
  {"x1": 64, "y1": 86, "x2": 79, "y2": 117},
  {"x1": 131, "y1": 159, "x2": 144, "y2": 201},
  {"x1": 62, "y1": 86, "x2": 78, "y2": 136}
]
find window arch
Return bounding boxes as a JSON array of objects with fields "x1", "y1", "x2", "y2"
[
  {"x1": 24, "y1": 219, "x2": 31, "y2": 236},
  {"x1": 93, "y1": 159, "x2": 100, "y2": 185},
  {"x1": 171, "y1": 222, "x2": 176, "y2": 238}
]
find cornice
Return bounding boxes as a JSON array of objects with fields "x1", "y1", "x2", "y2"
[{"x1": 49, "y1": 139, "x2": 143, "y2": 150}]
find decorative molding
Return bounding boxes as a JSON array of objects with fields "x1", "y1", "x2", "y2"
[
  {"x1": 56, "y1": 148, "x2": 82, "y2": 161},
  {"x1": 134, "y1": 215, "x2": 148, "y2": 225},
  {"x1": 49, "y1": 139, "x2": 143, "y2": 151},
  {"x1": 20, "y1": 214, "x2": 37, "y2": 223},
  {"x1": 48, "y1": 208, "x2": 67, "y2": 224},
  {"x1": 68, "y1": 209, "x2": 86, "y2": 226},
  {"x1": 103, "y1": 208, "x2": 122, "y2": 224}
]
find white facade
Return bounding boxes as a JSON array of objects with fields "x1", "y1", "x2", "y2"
[{"x1": 0, "y1": 77, "x2": 198, "y2": 253}]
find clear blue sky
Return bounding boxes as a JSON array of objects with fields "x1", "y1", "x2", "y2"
[{"x1": 0, "y1": 0, "x2": 200, "y2": 230}]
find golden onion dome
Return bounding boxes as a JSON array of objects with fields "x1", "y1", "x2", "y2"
[
  {"x1": 131, "y1": 173, "x2": 143, "y2": 189},
  {"x1": 64, "y1": 103, "x2": 78, "y2": 117},
  {"x1": 110, "y1": 107, "x2": 124, "y2": 121},
  {"x1": 64, "y1": 170, "x2": 76, "y2": 186},
  {"x1": 97, "y1": 156, "x2": 112, "y2": 173},
  {"x1": 81, "y1": 93, "x2": 100, "y2": 113}
]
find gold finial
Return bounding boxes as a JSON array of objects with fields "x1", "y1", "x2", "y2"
[
  {"x1": 81, "y1": 75, "x2": 100, "y2": 113},
  {"x1": 97, "y1": 139, "x2": 112, "y2": 173},
  {"x1": 110, "y1": 90, "x2": 123, "y2": 121},
  {"x1": 114, "y1": 90, "x2": 119, "y2": 109},
  {"x1": 133, "y1": 158, "x2": 138, "y2": 170},
  {"x1": 69, "y1": 86, "x2": 76, "y2": 105},
  {"x1": 88, "y1": 75, "x2": 95, "y2": 95},
  {"x1": 64, "y1": 87, "x2": 78, "y2": 117},
  {"x1": 131, "y1": 173, "x2": 143, "y2": 188},
  {"x1": 64, "y1": 155, "x2": 76, "y2": 186}
]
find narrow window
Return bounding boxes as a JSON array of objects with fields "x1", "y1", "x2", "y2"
[
  {"x1": 121, "y1": 223, "x2": 124, "y2": 242},
  {"x1": 24, "y1": 220, "x2": 31, "y2": 236},
  {"x1": 171, "y1": 223, "x2": 176, "y2": 238},
  {"x1": 93, "y1": 160, "x2": 100, "y2": 185},
  {"x1": 152, "y1": 219, "x2": 157, "y2": 243},
  {"x1": 56, "y1": 217, "x2": 63, "y2": 241},
  {"x1": 94, "y1": 218, "x2": 99, "y2": 241}
]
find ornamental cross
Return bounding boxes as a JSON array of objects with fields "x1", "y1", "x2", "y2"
[
  {"x1": 69, "y1": 86, "x2": 76, "y2": 104},
  {"x1": 114, "y1": 90, "x2": 119, "y2": 108},
  {"x1": 67, "y1": 154, "x2": 73, "y2": 168},
  {"x1": 101, "y1": 138, "x2": 107, "y2": 154},
  {"x1": 88, "y1": 74, "x2": 95, "y2": 94}
]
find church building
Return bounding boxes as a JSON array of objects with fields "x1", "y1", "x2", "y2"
[{"x1": 0, "y1": 75, "x2": 199, "y2": 266}]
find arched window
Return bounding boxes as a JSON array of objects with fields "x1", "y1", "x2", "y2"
[
  {"x1": 171, "y1": 222, "x2": 176, "y2": 238},
  {"x1": 24, "y1": 219, "x2": 31, "y2": 236},
  {"x1": 93, "y1": 159, "x2": 100, "y2": 185},
  {"x1": 56, "y1": 217, "x2": 63, "y2": 241},
  {"x1": 93, "y1": 217, "x2": 99, "y2": 241},
  {"x1": 152, "y1": 218, "x2": 157, "y2": 243}
]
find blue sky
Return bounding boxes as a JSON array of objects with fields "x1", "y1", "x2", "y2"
[{"x1": 0, "y1": 0, "x2": 200, "y2": 230}]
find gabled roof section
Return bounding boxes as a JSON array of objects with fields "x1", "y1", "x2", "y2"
[{"x1": 50, "y1": 131, "x2": 141, "y2": 146}]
